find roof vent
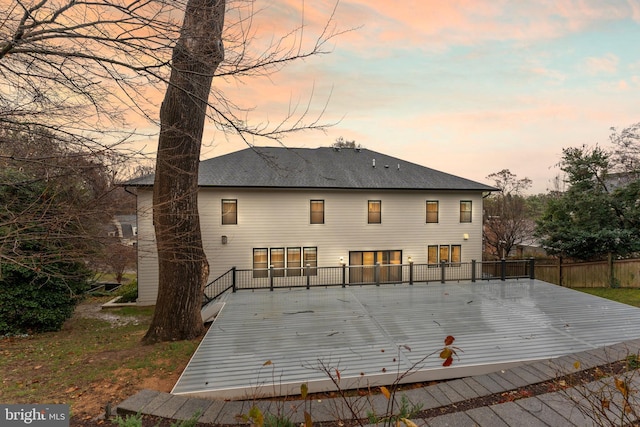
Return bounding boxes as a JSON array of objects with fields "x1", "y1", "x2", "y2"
[
  {"x1": 355, "y1": 147, "x2": 361, "y2": 152},
  {"x1": 372, "y1": 159, "x2": 376, "y2": 168},
  {"x1": 397, "y1": 163, "x2": 400, "y2": 170},
  {"x1": 384, "y1": 164, "x2": 389, "y2": 168}
]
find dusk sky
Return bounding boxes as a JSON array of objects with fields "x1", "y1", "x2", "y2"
[{"x1": 183, "y1": 1, "x2": 640, "y2": 194}]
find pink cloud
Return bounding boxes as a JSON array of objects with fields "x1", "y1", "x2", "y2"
[
  {"x1": 247, "y1": 1, "x2": 638, "y2": 54},
  {"x1": 585, "y1": 53, "x2": 619, "y2": 75}
]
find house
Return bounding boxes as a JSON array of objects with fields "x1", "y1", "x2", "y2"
[
  {"x1": 104, "y1": 214, "x2": 138, "y2": 246},
  {"x1": 125, "y1": 146, "x2": 496, "y2": 305}
]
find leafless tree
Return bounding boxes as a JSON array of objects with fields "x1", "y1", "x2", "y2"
[
  {"x1": 144, "y1": 0, "x2": 346, "y2": 343},
  {"x1": 1, "y1": 0, "x2": 346, "y2": 341},
  {"x1": 99, "y1": 241, "x2": 136, "y2": 284},
  {"x1": 483, "y1": 169, "x2": 534, "y2": 259}
]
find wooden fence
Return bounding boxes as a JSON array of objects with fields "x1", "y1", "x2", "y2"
[{"x1": 535, "y1": 257, "x2": 640, "y2": 288}]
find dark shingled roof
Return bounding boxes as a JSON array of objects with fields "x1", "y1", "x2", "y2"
[{"x1": 126, "y1": 147, "x2": 496, "y2": 191}]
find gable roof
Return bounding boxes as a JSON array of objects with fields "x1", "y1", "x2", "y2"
[{"x1": 126, "y1": 146, "x2": 496, "y2": 191}]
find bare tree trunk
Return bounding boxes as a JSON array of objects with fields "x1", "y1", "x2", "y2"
[{"x1": 143, "y1": 0, "x2": 225, "y2": 344}]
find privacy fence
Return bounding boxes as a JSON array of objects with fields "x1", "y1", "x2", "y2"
[
  {"x1": 203, "y1": 259, "x2": 535, "y2": 305},
  {"x1": 534, "y1": 257, "x2": 640, "y2": 289}
]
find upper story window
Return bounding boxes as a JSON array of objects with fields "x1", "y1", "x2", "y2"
[
  {"x1": 310, "y1": 200, "x2": 324, "y2": 224},
  {"x1": 426, "y1": 200, "x2": 439, "y2": 223},
  {"x1": 460, "y1": 200, "x2": 472, "y2": 223},
  {"x1": 368, "y1": 200, "x2": 381, "y2": 224},
  {"x1": 222, "y1": 199, "x2": 237, "y2": 225}
]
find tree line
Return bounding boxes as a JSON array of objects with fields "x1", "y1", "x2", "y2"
[{"x1": 484, "y1": 122, "x2": 640, "y2": 262}]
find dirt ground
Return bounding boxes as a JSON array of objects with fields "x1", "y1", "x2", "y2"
[
  {"x1": 1, "y1": 300, "x2": 197, "y2": 427},
  {"x1": 68, "y1": 303, "x2": 182, "y2": 423}
]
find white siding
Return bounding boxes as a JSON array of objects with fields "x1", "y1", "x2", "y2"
[
  {"x1": 136, "y1": 187, "x2": 485, "y2": 305},
  {"x1": 135, "y1": 190, "x2": 158, "y2": 305}
]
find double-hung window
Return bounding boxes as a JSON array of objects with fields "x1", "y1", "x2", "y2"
[
  {"x1": 222, "y1": 199, "x2": 237, "y2": 225},
  {"x1": 287, "y1": 247, "x2": 302, "y2": 276},
  {"x1": 426, "y1": 201, "x2": 439, "y2": 223},
  {"x1": 460, "y1": 201, "x2": 472, "y2": 223},
  {"x1": 303, "y1": 247, "x2": 317, "y2": 276},
  {"x1": 310, "y1": 200, "x2": 324, "y2": 224},
  {"x1": 270, "y1": 248, "x2": 285, "y2": 277},
  {"x1": 253, "y1": 248, "x2": 268, "y2": 278},
  {"x1": 368, "y1": 200, "x2": 381, "y2": 224},
  {"x1": 428, "y1": 244, "x2": 462, "y2": 267}
]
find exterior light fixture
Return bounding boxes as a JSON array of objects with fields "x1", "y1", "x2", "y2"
[
  {"x1": 463, "y1": 233, "x2": 469, "y2": 240},
  {"x1": 339, "y1": 256, "x2": 345, "y2": 265},
  {"x1": 408, "y1": 256, "x2": 413, "y2": 263}
]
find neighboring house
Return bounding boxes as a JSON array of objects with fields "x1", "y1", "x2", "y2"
[
  {"x1": 105, "y1": 214, "x2": 138, "y2": 246},
  {"x1": 125, "y1": 147, "x2": 496, "y2": 305}
]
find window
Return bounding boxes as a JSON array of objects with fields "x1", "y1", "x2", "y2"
[
  {"x1": 451, "y1": 245, "x2": 461, "y2": 266},
  {"x1": 428, "y1": 245, "x2": 438, "y2": 265},
  {"x1": 439, "y1": 245, "x2": 450, "y2": 263},
  {"x1": 253, "y1": 248, "x2": 268, "y2": 278},
  {"x1": 222, "y1": 199, "x2": 237, "y2": 225},
  {"x1": 303, "y1": 247, "x2": 317, "y2": 276},
  {"x1": 460, "y1": 201, "x2": 472, "y2": 223},
  {"x1": 287, "y1": 247, "x2": 301, "y2": 276},
  {"x1": 368, "y1": 200, "x2": 381, "y2": 224},
  {"x1": 426, "y1": 201, "x2": 439, "y2": 223},
  {"x1": 271, "y1": 248, "x2": 285, "y2": 277},
  {"x1": 310, "y1": 200, "x2": 324, "y2": 224},
  {"x1": 428, "y1": 245, "x2": 462, "y2": 267}
]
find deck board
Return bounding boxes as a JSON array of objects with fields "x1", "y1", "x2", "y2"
[{"x1": 172, "y1": 280, "x2": 640, "y2": 400}]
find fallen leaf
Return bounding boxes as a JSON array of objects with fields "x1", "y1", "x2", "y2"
[
  {"x1": 263, "y1": 360, "x2": 272, "y2": 366},
  {"x1": 400, "y1": 418, "x2": 419, "y2": 427},
  {"x1": 439, "y1": 348, "x2": 452, "y2": 360},
  {"x1": 380, "y1": 386, "x2": 391, "y2": 400},
  {"x1": 573, "y1": 360, "x2": 581, "y2": 370},
  {"x1": 615, "y1": 377, "x2": 629, "y2": 398}
]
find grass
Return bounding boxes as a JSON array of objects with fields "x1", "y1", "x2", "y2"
[
  {"x1": 574, "y1": 287, "x2": 640, "y2": 308},
  {"x1": 0, "y1": 296, "x2": 200, "y2": 420}
]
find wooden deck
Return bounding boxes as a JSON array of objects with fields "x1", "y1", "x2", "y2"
[{"x1": 172, "y1": 280, "x2": 640, "y2": 400}]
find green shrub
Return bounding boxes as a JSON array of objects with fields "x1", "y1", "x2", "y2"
[
  {"x1": 117, "y1": 280, "x2": 138, "y2": 303},
  {"x1": 0, "y1": 263, "x2": 91, "y2": 335},
  {"x1": 113, "y1": 412, "x2": 142, "y2": 427}
]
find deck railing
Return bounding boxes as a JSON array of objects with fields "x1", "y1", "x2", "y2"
[{"x1": 203, "y1": 258, "x2": 536, "y2": 305}]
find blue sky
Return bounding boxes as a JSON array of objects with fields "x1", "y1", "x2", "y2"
[{"x1": 190, "y1": 1, "x2": 640, "y2": 194}]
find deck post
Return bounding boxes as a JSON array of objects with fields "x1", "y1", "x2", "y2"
[
  {"x1": 305, "y1": 264, "x2": 310, "y2": 289},
  {"x1": 529, "y1": 258, "x2": 535, "y2": 280},
  {"x1": 342, "y1": 264, "x2": 346, "y2": 287},
  {"x1": 440, "y1": 260, "x2": 446, "y2": 283},
  {"x1": 375, "y1": 262, "x2": 380, "y2": 286},
  {"x1": 501, "y1": 259, "x2": 506, "y2": 281},
  {"x1": 409, "y1": 260, "x2": 414, "y2": 285},
  {"x1": 232, "y1": 266, "x2": 237, "y2": 293},
  {"x1": 270, "y1": 265, "x2": 274, "y2": 291},
  {"x1": 471, "y1": 260, "x2": 476, "y2": 282}
]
